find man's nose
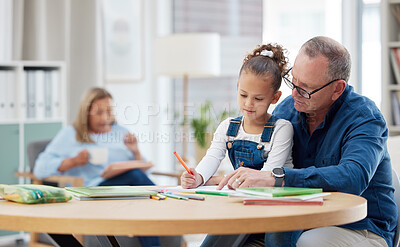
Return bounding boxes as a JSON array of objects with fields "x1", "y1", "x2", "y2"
[{"x1": 292, "y1": 88, "x2": 300, "y2": 98}]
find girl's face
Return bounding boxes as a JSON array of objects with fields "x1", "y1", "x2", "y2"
[
  {"x1": 237, "y1": 70, "x2": 281, "y2": 125},
  {"x1": 88, "y1": 97, "x2": 114, "y2": 134}
]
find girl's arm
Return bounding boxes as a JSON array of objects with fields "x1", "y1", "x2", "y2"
[
  {"x1": 195, "y1": 119, "x2": 230, "y2": 185},
  {"x1": 261, "y1": 119, "x2": 294, "y2": 171}
]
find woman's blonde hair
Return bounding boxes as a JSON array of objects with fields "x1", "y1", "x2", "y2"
[{"x1": 73, "y1": 87, "x2": 115, "y2": 143}]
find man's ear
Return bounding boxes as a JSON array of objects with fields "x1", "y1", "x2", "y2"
[
  {"x1": 272, "y1": 91, "x2": 282, "y2": 104},
  {"x1": 331, "y1": 80, "x2": 346, "y2": 101}
]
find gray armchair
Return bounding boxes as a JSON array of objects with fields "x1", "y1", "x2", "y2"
[{"x1": 15, "y1": 139, "x2": 84, "y2": 187}]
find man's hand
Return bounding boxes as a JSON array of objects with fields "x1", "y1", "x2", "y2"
[
  {"x1": 217, "y1": 167, "x2": 275, "y2": 190},
  {"x1": 180, "y1": 168, "x2": 204, "y2": 189}
]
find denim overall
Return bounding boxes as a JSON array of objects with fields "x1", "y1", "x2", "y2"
[{"x1": 226, "y1": 115, "x2": 278, "y2": 170}]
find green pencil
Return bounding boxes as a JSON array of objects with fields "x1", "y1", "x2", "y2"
[
  {"x1": 195, "y1": 191, "x2": 229, "y2": 196},
  {"x1": 163, "y1": 193, "x2": 189, "y2": 200}
]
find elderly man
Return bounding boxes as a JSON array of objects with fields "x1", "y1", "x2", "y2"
[{"x1": 215, "y1": 36, "x2": 397, "y2": 247}]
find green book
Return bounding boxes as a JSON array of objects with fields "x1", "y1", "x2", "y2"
[
  {"x1": 236, "y1": 187, "x2": 323, "y2": 197},
  {"x1": 65, "y1": 186, "x2": 157, "y2": 198}
]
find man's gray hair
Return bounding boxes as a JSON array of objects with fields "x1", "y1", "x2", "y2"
[{"x1": 301, "y1": 36, "x2": 351, "y2": 82}]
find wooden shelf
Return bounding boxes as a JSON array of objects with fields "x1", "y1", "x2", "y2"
[
  {"x1": 388, "y1": 84, "x2": 400, "y2": 90},
  {"x1": 382, "y1": 0, "x2": 400, "y2": 134},
  {"x1": 389, "y1": 41, "x2": 400, "y2": 48},
  {"x1": 389, "y1": 125, "x2": 400, "y2": 132}
]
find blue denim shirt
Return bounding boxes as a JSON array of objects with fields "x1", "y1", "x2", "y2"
[{"x1": 273, "y1": 85, "x2": 397, "y2": 247}]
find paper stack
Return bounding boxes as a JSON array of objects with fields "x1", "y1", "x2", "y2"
[{"x1": 235, "y1": 187, "x2": 330, "y2": 206}]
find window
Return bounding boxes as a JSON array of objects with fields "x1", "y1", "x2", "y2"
[
  {"x1": 361, "y1": 0, "x2": 381, "y2": 107},
  {"x1": 172, "y1": 0, "x2": 263, "y2": 161},
  {"x1": 263, "y1": 0, "x2": 342, "y2": 105}
]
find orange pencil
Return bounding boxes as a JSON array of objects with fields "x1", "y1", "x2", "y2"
[{"x1": 173, "y1": 151, "x2": 193, "y2": 175}]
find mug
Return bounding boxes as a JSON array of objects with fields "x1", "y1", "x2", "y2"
[{"x1": 88, "y1": 148, "x2": 108, "y2": 165}]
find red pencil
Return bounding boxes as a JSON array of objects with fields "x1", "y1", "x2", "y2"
[{"x1": 173, "y1": 151, "x2": 193, "y2": 175}]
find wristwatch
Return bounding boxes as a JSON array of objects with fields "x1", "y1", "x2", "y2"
[{"x1": 272, "y1": 167, "x2": 285, "y2": 187}]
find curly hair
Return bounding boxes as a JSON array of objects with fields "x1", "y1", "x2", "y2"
[{"x1": 239, "y1": 43, "x2": 289, "y2": 92}]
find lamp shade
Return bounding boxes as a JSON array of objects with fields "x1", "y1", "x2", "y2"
[{"x1": 155, "y1": 33, "x2": 220, "y2": 78}]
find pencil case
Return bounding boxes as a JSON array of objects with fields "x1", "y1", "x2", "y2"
[{"x1": 0, "y1": 184, "x2": 72, "y2": 204}]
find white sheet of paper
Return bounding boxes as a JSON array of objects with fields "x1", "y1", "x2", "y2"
[{"x1": 160, "y1": 185, "x2": 235, "y2": 193}]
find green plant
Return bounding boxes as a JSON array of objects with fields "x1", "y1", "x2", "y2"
[{"x1": 190, "y1": 101, "x2": 233, "y2": 148}]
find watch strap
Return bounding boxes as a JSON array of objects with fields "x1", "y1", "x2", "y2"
[{"x1": 274, "y1": 177, "x2": 284, "y2": 187}]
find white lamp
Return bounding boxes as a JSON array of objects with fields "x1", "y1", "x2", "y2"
[{"x1": 155, "y1": 33, "x2": 221, "y2": 161}]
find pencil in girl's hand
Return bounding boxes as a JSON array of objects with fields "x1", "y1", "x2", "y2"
[{"x1": 173, "y1": 151, "x2": 193, "y2": 175}]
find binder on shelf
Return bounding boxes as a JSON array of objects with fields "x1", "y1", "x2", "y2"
[
  {"x1": 26, "y1": 70, "x2": 36, "y2": 119},
  {"x1": 0, "y1": 70, "x2": 6, "y2": 120},
  {"x1": 392, "y1": 91, "x2": 400, "y2": 126},
  {"x1": 35, "y1": 70, "x2": 45, "y2": 120},
  {"x1": 44, "y1": 71, "x2": 52, "y2": 118},
  {"x1": 390, "y1": 48, "x2": 400, "y2": 84},
  {"x1": 51, "y1": 70, "x2": 60, "y2": 118},
  {"x1": 5, "y1": 70, "x2": 16, "y2": 120}
]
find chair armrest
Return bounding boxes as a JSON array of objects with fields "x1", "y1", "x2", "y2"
[
  {"x1": 44, "y1": 176, "x2": 84, "y2": 187},
  {"x1": 15, "y1": 172, "x2": 84, "y2": 187},
  {"x1": 15, "y1": 171, "x2": 37, "y2": 180},
  {"x1": 151, "y1": 171, "x2": 182, "y2": 179}
]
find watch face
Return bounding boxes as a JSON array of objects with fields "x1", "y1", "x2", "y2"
[{"x1": 272, "y1": 168, "x2": 285, "y2": 177}]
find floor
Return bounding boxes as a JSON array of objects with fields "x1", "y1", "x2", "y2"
[
  {"x1": 0, "y1": 234, "x2": 28, "y2": 247},
  {"x1": 0, "y1": 233, "x2": 206, "y2": 247},
  {"x1": 184, "y1": 234, "x2": 207, "y2": 247}
]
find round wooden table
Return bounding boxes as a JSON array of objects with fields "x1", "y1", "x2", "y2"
[{"x1": 0, "y1": 192, "x2": 367, "y2": 236}]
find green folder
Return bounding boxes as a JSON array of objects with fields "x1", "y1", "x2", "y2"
[
  {"x1": 65, "y1": 186, "x2": 156, "y2": 198},
  {"x1": 236, "y1": 187, "x2": 323, "y2": 197}
]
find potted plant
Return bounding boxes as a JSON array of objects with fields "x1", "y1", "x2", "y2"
[{"x1": 190, "y1": 101, "x2": 233, "y2": 162}]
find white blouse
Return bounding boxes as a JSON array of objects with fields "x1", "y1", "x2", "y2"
[{"x1": 196, "y1": 117, "x2": 294, "y2": 184}]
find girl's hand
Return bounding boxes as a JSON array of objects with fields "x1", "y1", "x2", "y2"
[{"x1": 180, "y1": 168, "x2": 203, "y2": 189}]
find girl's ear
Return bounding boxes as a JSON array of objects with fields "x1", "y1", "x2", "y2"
[{"x1": 272, "y1": 91, "x2": 282, "y2": 104}]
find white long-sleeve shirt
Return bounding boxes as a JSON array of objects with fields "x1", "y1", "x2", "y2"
[{"x1": 196, "y1": 117, "x2": 294, "y2": 184}]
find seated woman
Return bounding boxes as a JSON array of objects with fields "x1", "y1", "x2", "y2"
[
  {"x1": 34, "y1": 87, "x2": 159, "y2": 246},
  {"x1": 34, "y1": 87, "x2": 154, "y2": 187}
]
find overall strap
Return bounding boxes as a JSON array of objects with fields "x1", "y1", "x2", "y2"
[
  {"x1": 226, "y1": 116, "x2": 243, "y2": 137},
  {"x1": 260, "y1": 115, "x2": 279, "y2": 142}
]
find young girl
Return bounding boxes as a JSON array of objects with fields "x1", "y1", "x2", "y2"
[{"x1": 181, "y1": 44, "x2": 294, "y2": 188}]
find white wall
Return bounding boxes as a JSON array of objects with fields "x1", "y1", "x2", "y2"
[{"x1": 105, "y1": 0, "x2": 176, "y2": 184}]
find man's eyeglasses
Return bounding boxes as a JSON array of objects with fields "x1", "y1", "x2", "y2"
[{"x1": 282, "y1": 68, "x2": 344, "y2": 99}]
